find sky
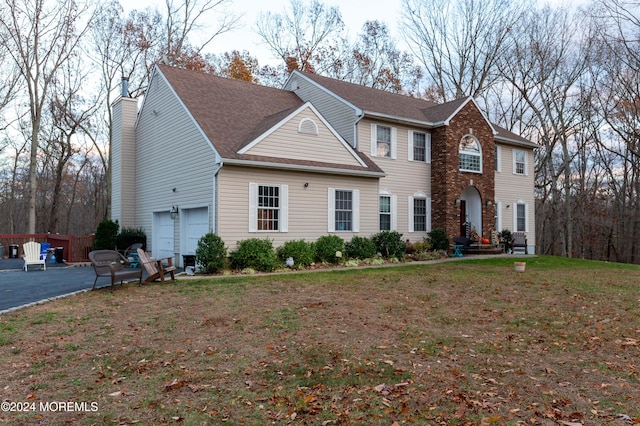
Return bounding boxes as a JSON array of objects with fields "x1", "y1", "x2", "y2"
[{"x1": 125, "y1": 0, "x2": 405, "y2": 66}]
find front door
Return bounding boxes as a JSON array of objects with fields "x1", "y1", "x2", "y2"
[{"x1": 459, "y1": 200, "x2": 467, "y2": 237}]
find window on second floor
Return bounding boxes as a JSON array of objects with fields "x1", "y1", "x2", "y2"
[
  {"x1": 459, "y1": 135, "x2": 482, "y2": 172},
  {"x1": 370, "y1": 124, "x2": 397, "y2": 159},
  {"x1": 514, "y1": 149, "x2": 527, "y2": 175},
  {"x1": 408, "y1": 131, "x2": 431, "y2": 162}
]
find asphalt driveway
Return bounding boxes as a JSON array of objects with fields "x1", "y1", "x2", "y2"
[{"x1": 0, "y1": 259, "x2": 124, "y2": 313}]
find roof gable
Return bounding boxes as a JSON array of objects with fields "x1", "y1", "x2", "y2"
[
  {"x1": 154, "y1": 65, "x2": 383, "y2": 176},
  {"x1": 291, "y1": 70, "x2": 438, "y2": 124},
  {"x1": 240, "y1": 102, "x2": 366, "y2": 167}
]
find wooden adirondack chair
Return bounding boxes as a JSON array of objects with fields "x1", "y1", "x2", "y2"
[
  {"x1": 137, "y1": 248, "x2": 176, "y2": 284},
  {"x1": 23, "y1": 241, "x2": 46, "y2": 271}
]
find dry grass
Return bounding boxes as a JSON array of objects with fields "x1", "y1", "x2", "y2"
[{"x1": 1, "y1": 256, "x2": 639, "y2": 425}]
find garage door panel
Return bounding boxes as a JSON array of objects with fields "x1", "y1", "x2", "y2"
[{"x1": 184, "y1": 207, "x2": 209, "y2": 255}]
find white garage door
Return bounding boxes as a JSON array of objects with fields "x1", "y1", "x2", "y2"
[
  {"x1": 183, "y1": 207, "x2": 209, "y2": 255},
  {"x1": 154, "y1": 212, "x2": 174, "y2": 260}
]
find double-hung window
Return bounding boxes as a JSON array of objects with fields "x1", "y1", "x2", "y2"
[
  {"x1": 408, "y1": 193, "x2": 431, "y2": 233},
  {"x1": 516, "y1": 202, "x2": 527, "y2": 232},
  {"x1": 328, "y1": 188, "x2": 359, "y2": 232},
  {"x1": 413, "y1": 199, "x2": 427, "y2": 232},
  {"x1": 335, "y1": 190, "x2": 352, "y2": 231},
  {"x1": 459, "y1": 135, "x2": 482, "y2": 172},
  {"x1": 408, "y1": 131, "x2": 431, "y2": 162},
  {"x1": 371, "y1": 124, "x2": 397, "y2": 159},
  {"x1": 379, "y1": 196, "x2": 391, "y2": 231},
  {"x1": 514, "y1": 149, "x2": 526, "y2": 175},
  {"x1": 249, "y1": 183, "x2": 288, "y2": 232}
]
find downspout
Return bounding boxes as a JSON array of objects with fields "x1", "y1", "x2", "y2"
[
  {"x1": 353, "y1": 109, "x2": 365, "y2": 150},
  {"x1": 212, "y1": 159, "x2": 223, "y2": 235}
]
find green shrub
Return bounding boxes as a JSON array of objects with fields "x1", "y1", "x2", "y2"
[
  {"x1": 230, "y1": 238, "x2": 279, "y2": 272},
  {"x1": 314, "y1": 235, "x2": 344, "y2": 264},
  {"x1": 372, "y1": 231, "x2": 406, "y2": 259},
  {"x1": 428, "y1": 228, "x2": 449, "y2": 251},
  {"x1": 276, "y1": 240, "x2": 315, "y2": 268},
  {"x1": 116, "y1": 227, "x2": 147, "y2": 251},
  {"x1": 344, "y1": 236, "x2": 376, "y2": 260},
  {"x1": 195, "y1": 233, "x2": 227, "y2": 274},
  {"x1": 94, "y1": 219, "x2": 119, "y2": 250},
  {"x1": 499, "y1": 229, "x2": 513, "y2": 252},
  {"x1": 412, "y1": 240, "x2": 432, "y2": 254}
]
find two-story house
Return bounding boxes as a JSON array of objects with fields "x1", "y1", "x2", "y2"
[{"x1": 111, "y1": 65, "x2": 536, "y2": 266}]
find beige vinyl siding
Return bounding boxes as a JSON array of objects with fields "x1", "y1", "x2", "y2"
[
  {"x1": 289, "y1": 77, "x2": 358, "y2": 146},
  {"x1": 244, "y1": 108, "x2": 362, "y2": 167},
  {"x1": 134, "y1": 72, "x2": 218, "y2": 256},
  {"x1": 217, "y1": 165, "x2": 379, "y2": 251},
  {"x1": 494, "y1": 143, "x2": 536, "y2": 247},
  {"x1": 111, "y1": 97, "x2": 138, "y2": 228},
  {"x1": 357, "y1": 118, "x2": 432, "y2": 239}
]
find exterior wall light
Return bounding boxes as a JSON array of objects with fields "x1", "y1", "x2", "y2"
[{"x1": 170, "y1": 206, "x2": 179, "y2": 220}]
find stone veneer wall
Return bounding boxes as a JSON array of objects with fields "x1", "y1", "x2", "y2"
[{"x1": 431, "y1": 102, "x2": 495, "y2": 240}]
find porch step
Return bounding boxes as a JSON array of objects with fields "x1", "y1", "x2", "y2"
[{"x1": 465, "y1": 244, "x2": 504, "y2": 255}]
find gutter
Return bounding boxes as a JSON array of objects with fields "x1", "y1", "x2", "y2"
[{"x1": 223, "y1": 158, "x2": 385, "y2": 178}]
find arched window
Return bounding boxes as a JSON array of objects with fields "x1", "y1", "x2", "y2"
[{"x1": 459, "y1": 135, "x2": 482, "y2": 172}]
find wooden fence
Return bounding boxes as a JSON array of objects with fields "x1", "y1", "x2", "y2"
[{"x1": 0, "y1": 234, "x2": 94, "y2": 263}]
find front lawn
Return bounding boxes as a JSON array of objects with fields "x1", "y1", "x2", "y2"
[{"x1": 1, "y1": 256, "x2": 639, "y2": 424}]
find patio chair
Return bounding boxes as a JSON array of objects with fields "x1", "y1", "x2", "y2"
[
  {"x1": 137, "y1": 248, "x2": 176, "y2": 284},
  {"x1": 512, "y1": 232, "x2": 528, "y2": 254},
  {"x1": 23, "y1": 241, "x2": 46, "y2": 271},
  {"x1": 88, "y1": 250, "x2": 142, "y2": 290}
]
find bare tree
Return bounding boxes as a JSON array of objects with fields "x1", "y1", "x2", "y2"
[
  {"x1": 588, "y1": 0, "x2": 640, "y2": 263},
  {"x1": 163, "y1": 0, "x2": 241, "y2": 65},
  {"x1": 0, "y1": 0, "x2": 95, "y2": 233},
  {"x1": 401, "y1": 0, "x2": 528, "y2": 101},
  {"x1": 256, "y1": 0, "x2": 345, "y2": 72},
  {"x1": 498, "y1": 6, "x2": 593, "y2": 258},
  {"x1": 338, "y1": 21, "x2": 422, "y2": 94}
]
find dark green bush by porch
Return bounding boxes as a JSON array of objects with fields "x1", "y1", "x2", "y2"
[
  {"x1": 230, "y1": 238, "x2": 279, "y2": 272},
  {"x1": 314, "y1": 235, "x2": 344, "y2": 264},
  {"x1": 276, "y1": 239, "x2": 315, "y2": 268},
  {"x1": 116, "y1": 227, "x2": 147, "y2": 251},
  {"x1": 94, "y1": 219, "x2": 119, "y2": 250},
  {"x1": 372, "y1": 230, "x2": 406, "y2": 259},
  {"x1": 196, "y1": 233, "x2": 227, "y2": 274},
  {"x1": 428, "y1": 228, "x2": 449, "y2": 251},
  {"x1": 344, "y1": 236, "x2": 376, "y2": 259}
]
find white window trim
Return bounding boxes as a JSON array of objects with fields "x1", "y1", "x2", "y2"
[
  {"x1": 513, "y1": 200, "x2": 528, "y2": 232},
  {"x1": 495, "y1": 201, "x2": 502, "y2": 231},
  {"x1": 408, "y1": 192, "x2": 431, "y2": 233},
  {"x1": 328, "y1": 188, "x2": 360, "y2": 232},
  {"x1": 459, "y1": 134, "x2": 482, "y2": 173},
  {"x1": 408, "y1": 130, "x2": 431, "y2": 163},
  {"x1": 370, "y1": 123, "x2": 397, "y2": 159},
  {"x1": 379, "y1": 191, "x2": 398, "y2": 231},
  {"x1": 249, "y1": 183, "x2": 288, "y2": 233},
  {"x1": 513, "y1": 149, "x2": 527, "y2": 175},
  {"x1": 495, "y1": 145, "x2": 501, "y2": 172}
]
